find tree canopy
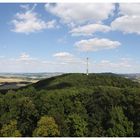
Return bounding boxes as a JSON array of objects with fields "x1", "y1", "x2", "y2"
[
  {"x1": 0, "y1": 120, "x2": 21, "y2": 137},
  {"x1": 0, "y1": 73, "x2": 140, "y2": 137},
  {"x1": 33, "y1": 116, "x2": 60, "y2": 137}
]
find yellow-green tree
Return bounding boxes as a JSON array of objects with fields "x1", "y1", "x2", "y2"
[
  {"x1": 0, "y1": 120, "x2": 21, "y2": 137},
  {"x1": 33, "y1": 116, "x2": 60, "y2": 137}
]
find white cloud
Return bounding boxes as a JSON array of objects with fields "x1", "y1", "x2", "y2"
[
  {"x1": 111, "y1": 3, "x2": 140, "y2": 35},
  {"x1": 53, "y1": 52, "x2": 73, "y2": 58},
  {"x1": 45, "y1": 3, "x2": 115, "y2": 26},
  {"x1": 111, "y1": 15, "x2": 140, "y2": 35},
  {"x1": 11, "y1": 5, "x2": 57, "y2": 34},
  {"x1": 46, "y1": 20, "x2": 57, "y2": 29},
  {"x1": 70, "y1": 23, "x2": 111, "y2": 36},
  {"x1": 75, "y1": 38, "x2": 121, "y2": 52},
  {"x1": 18, "y1": 53, "x2": 36, "y2": 61},
  {"x1": 119, "y1": 3, "x2": 140, "y2": 16}
]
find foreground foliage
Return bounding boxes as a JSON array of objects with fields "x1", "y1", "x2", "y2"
[
  {"x1": 0, "y1": 120, "x2": 21, "y2": 137},
  {"x1": 0, "y1": 73, "x2": 140, "y2": 137},
  {"x1": 33, "y1": 116, "x2": 60, "y2": 137}
]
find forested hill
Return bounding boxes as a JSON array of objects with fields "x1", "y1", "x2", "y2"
[
  {"x1": 0, "y1": 73, "x2": 140, "y2": 137},
  {"x1": 32, "y1": 73, "x2": 140, "y2": 90}
]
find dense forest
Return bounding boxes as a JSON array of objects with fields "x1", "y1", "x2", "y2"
[{"x1": 0, "y1": 73, "x2": 140, "y2": 137}]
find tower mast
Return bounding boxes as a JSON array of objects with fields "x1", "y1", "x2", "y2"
[{"x1": 86, "y1": 57, "x2": 89, "y2": 75}]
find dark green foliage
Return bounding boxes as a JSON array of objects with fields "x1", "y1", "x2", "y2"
[
  {"x1": 15, "y1": 97, "x2": 39, "y2": 136},
  {"x1": 0, "y1": 91, "x2": 38, "y2": 136},
  {"x1": 31, "y1": 73, "x2": 139, "y2": 91},
  {"x1": 0, "y1": 73, "x2": 140, "y2": 137},
  {"x1": 65, "y1": 114, "x2": 88, "y2": 137},
  {"x1": 106, "y1": 106, "x2": 133, "y2": 136}
]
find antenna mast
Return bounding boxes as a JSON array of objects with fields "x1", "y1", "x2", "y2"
[{"x1": 86, "y1": 57, "x2": 89, "y2": 75}]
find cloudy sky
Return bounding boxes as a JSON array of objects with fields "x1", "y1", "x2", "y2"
[{"x1": 0, "y1": 3, "x2": 140, "y2": 73}]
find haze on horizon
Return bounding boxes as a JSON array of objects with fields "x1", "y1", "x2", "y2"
[{"x1": 0, "y1": 3, "x2": 140, "y2": 73}]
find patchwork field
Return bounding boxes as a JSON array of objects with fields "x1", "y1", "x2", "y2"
[
  {"x1": 0, "y1": 77, "x2": 38, "y2": 83},
  {"x1": 0, "y1": 77, "x2": 37, "y2": 90},
  {"x1": 0, "y1": 73, "x2": 62, "y2": 90}
]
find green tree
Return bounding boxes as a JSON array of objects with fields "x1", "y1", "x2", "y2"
[
  {"x1": 0, "y1": 120, "x2": 21, "y2": 137},
  {"x1": 107, "y1": 106, "x2": 133, "y2": 137},
  {"x1": 33, "y1": 116, "x2": 60, "y2": 137},
  {"x1": 16, "y1": 97, "x2": 38, "y2": 136},
  {"x1": 0, "y1": 91, "x2": 23, "y2": 125},
  {"x1": 66, "y1": 114, "x2": 88, "y2": 137}
]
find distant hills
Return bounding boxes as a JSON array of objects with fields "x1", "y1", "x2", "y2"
[
  {"x1": 0, "y1": 72, "x2": 63, "y2": 80},
  {"x1": 120, "y1": 73, "x2": 140, "y2": 83}
]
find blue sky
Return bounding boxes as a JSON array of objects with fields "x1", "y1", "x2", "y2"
[{"x1": 0, "y1": 3, "x2": 140, "y2": 73}]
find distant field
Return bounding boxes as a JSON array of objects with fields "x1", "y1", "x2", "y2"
[
  {"x1": 0, "y1": 77, "x2": 38, "y2": 90},
  {"x1": 0, "y1": 77, "x2": 38, "y2": 83},
  {"x1": 0, "y1": 73, "x2": 62, "y2": 90}
]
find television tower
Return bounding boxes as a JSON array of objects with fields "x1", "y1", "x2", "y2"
[{"x1": 86, "y1": 57, "x2": 89, "y2": 75}]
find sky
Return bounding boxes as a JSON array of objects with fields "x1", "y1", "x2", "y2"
[{"x1": 0, "y1": 3, "x2": 140, "y2": 73}]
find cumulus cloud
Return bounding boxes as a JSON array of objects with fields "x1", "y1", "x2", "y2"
[
  {"x1": 111, "y1": 3, "x2": 140, "y2": 35},
  {"x1": 111, "y1": 15, "x2": 140, "y2": 35},
  {"x1": 53, "y1": 52, "x2": 73, "y2": 58},
  {"x1": 119, "y1": 3, "x2": 140, "y2": 16},
  {"x1": 75, "y1": 38, "x2": 121, "y2": 52},
  {"x1": 11, "y1": 4, "x2": 57, "y2": 34},
  {"x1": 70, "y1": 23, "x2": 111, "y2": 36},
  {"x1": 45, "y1": 3, "x2": 115, "y2": 26}
]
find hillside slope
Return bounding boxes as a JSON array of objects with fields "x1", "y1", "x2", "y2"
[{"x1": 31, "y1": 73, "x2": 140, "y2": 90}]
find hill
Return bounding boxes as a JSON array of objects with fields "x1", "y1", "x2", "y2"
[
  {"x1": 31, "y1": 73, "x2": 140, "y2": 90},
  {"x1": 0, "y1": 73, "x2": 140, "y2": 137}
]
